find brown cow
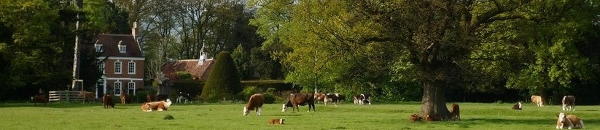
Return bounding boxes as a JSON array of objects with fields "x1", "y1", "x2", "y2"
[
  {"x1": 530, "y1": 95, "x2": 543, "y2": 107},
  {"x1": 562, "y1": 95, "x2": 576, "y2": 111},
  {"x1": 102, "y1": 94, "x2": 115, "y2": 109},
  {"x1": 282, "y1": 93, "x2": 315, "y2": 112},
  {"x1": 556, "y1": 112, "x2": 584, "y2": 129},
  {"x1": 450, "y1": 103, "x2": 460, "y2": 121},
  {"x1": 512, "y1": 102, "x2": 522, "y2": 110},
  {"x1": 268, "y1": 118, "x2": 285, "y2": 124},
  {"x1": 425, "y1": 114, "x2": 441, "y2": 122},
  {"x1": 31, "y1": 93, "x2": 48, "y2": 105},
  {"x1": 120, "y1": 93, "x2": 131, "y2": 104},
  {"x1": 244, "y1": 94, "x2": 265, "y2": 116},
  {"x1": 141, "y1": 99, "x2": 172, "y2": 112}
]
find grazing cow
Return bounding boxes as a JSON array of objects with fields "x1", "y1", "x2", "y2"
[
  {"x1": 282, "y1": 93, "x2": 315, "y2": 112},
  {"x1": 102, "y1": 94, "x2": 115, "y2": 109},
  {"x1": 78, "y1": 91, "x2": 95, "y2": 103},
  {"x1": 562, "y1": 95, "x2": 576, "y2": 111},
  {"x1": 177, "y1": 92, "x2": 191, "y2": 104},
  {"x1": 120, "y1": 92, "x2": 131, "y2": 104},
  {"x1": 512, "y1": 102, "x2": 522, "y2": 110},
  {"x1": 353, "y1": 94, "x2": 371, "y2": 105},
  {"x1": 530, "y1": 95, "x2": 543, "y2": 107},
  {"x1": 146, "y1": 93, "x2": 156, "y2": 102},
  {"x1": 141, "y1": 99, "x2": 173, "y2": 112},
  {"x1": 244, "y1": 94, "x2": 265, "y2": 116},
  {"x1": 324, "y1": 93, "x2": 340, "y2": 106},
  {"x1": 409, "y1": 114, "x2": 422, "y2": 122},
  {"x1": 450, "y1": 103, "x2": 460, "y2": 120},
  {"x1": 31, "y1": 93, "x2": 48, "y2": 105},
  {"x1": 556, "y1": 112, "x2": 584, "y2": 129},
  {"x1": 268, "y1": 118, "x2": 285, "y2": 124}
]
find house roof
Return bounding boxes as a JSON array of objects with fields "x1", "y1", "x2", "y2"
[
  {"x1": 95, "y1": 34, "x2": 143, "y2": 57},
  {"x1": 160, "y1": 59, "x2": 214, "y2": 81}
]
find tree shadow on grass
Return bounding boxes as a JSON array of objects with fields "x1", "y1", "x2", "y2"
[
  {"x1": 0, "y1": 102, "x2": 130, "y2": 109},
  {"x1": 464, "y1": 118, "x2": 600, "y2": 126}
]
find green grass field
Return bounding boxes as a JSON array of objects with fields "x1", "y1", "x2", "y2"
[{"x1": 0, "y1": 102, "x2": 598, "y2": 130}]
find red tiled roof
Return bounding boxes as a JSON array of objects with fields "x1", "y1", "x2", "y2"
[
  {"x1": 95, "y1": 34, "x2": 143, "y2": 57},
  {"x1": 160, "y1": 59, "x2": 214, "y2": 81}
]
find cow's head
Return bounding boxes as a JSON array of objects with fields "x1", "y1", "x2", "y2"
[
  {"x1": 556, "y1": 112, "x2": 566, "y2": 129},
  {"x1": 165, "y1": 99, "x2": 172, "y2": 108},
  {"x1": 281, "y1": 104, "x2": 287, "y2": 112},
  {"x1": 243, "y1": 107, "x2": 250, "y2": 116}
]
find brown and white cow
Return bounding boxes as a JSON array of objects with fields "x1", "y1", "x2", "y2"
[
  {"x1": 141, "y1": 99, "x2": 172, "y2": 112},
  {"x1": 31, "y1": 93, "x2": 48, "y2": 105},
  {"x1": 314, "y1": 93, "x2": 326, "y2": 104},
  {"x1": 282, "y1": 93, "x2": 315, "y2": 112},
  {"x1": 556, "y1": 112, "x2": 584, "y2": 129},
  {"x1": 102, "y1": 94, "x2": 115, "y2": 109},
  {"x1": 409, "y1": 114, "x2": 422, "y2": 122},
  {"x1": 353, "y1": 94, "x2": 371, "y2": 105},
  {"x1": 512, "y1": 101, "x2": 522, "y2": 110},
  {"x1": 530, "y1": 95, "x2": 543, "y2": 107},
  {"x1": 562, "y1": 95, "x2": 576, "y2": 111},
  {"x1": 120, "y1": 92, "x2": 131, "y2": 104},
  {"x1": 324, "y1": 93, "x2": 340, "y2": 106},
  {"x1": 244, "y1": 94, "x2": 265, "y2": 116},
  {"x1": 268, "y1": 118, "x2": 285, "y2": 124},
  {"x1": 450, "y1": 103, "x2": 460, "y2": 121}
]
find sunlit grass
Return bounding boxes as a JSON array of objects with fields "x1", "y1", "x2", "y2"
[{"x1": 0, "y1": 102, "x2": 598, "y2": 129}]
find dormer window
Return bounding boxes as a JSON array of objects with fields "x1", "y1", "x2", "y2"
[
  {"x1": 118, "y1": 40, "x2": 126, "y2": 53},
  {"x1": 95, "y1": 44, "x2": 104, "y2": 53}
]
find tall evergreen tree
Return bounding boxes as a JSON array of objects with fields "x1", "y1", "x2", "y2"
[{"x1": 200, "y1": 51, "x2": 242, "y2": 101}]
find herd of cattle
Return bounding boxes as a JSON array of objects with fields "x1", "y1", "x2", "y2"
[{"x1": 30, "y1": 91, "x2": 585, "y2": 128}]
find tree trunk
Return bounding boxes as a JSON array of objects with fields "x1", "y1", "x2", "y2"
[{"x1": 419, "y1": 80, "x2": 451, "y2": 120}]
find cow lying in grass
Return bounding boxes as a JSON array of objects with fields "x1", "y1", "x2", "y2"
[
  {"x1": 512, "y1": 102, "x2": 522, "y2": 110},
  {"x1": 268, "y1": 118, "x2": 285, "y2": 124},
  {"x1": 244, "y1": 94, "x2": 264, "y2": 116},
  {"x1": 102, "y1": 94, "x2": 115, "y2": 109},
  {"x1": 556, "y1": 112, "x2": 584, "y2": 129},
  {"x1": 31, "y1": 93, "x2": 48, "y2": 105},
  {"x1": 141, "y1": 99, "x2": 172, "y2": 112}
]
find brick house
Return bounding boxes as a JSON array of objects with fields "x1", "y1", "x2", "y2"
[
  {"x1": 94, "y1": 27, "x2": 144, "y2": 98},
  {"x1": 160, "y1": 46, "x2": 214, "y2": 83}
]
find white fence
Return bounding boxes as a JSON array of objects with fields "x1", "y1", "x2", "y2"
[{"x1": 48, "y1": 91, "x2": 84, "y2": 102}]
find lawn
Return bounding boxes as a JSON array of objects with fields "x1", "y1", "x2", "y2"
[{"x1": 0, "y1": 102, "x2": 598, "y2": 130}]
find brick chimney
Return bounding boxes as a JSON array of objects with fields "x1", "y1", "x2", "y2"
[{"x1": 132, "y1": 22, "x2": 139, "y2": 41}]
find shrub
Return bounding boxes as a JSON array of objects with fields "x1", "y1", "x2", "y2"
[{"x1": 200, "y1": 51, "x2": 242, "y2": 101}]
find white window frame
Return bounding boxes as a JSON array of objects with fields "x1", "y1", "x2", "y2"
[
  {"x1": 114, "y1": 81, "x2": 122, "y2": 96},
  {"x1": 114, "y1": 61, "x2": 122, "y2": 74},
  {"x1": 95, "y1": 44, "x2": 103, "y2": 53},
  {"x1": 128, "y1": 61, "x2": 135, "y2": 74},
  {"x1": 119, "y1": 45, "x2": 126, "y2": 53},
  {"x1": 128, "y1": 82, "x2": 135, "y2": 95},
  {"x1": 99, "y1": 61, "x2": 105, "y2": 74}
]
